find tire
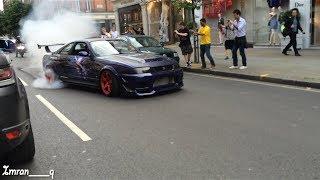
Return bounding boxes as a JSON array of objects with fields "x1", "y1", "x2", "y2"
[
  {"x1": 8, "y1": 126, "x2": 35, "y2": 163},
  {"x1": 44, "y1": 68, "x2": 56, "y2": 83},
  {"x1": 100, "y1": 70, "x2": 120, "y2": 97}
]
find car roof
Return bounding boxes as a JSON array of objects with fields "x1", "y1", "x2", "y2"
[
  {"x1": 76, "y1": 38, "x2": 124, "y2": 43},
  {"x1": 120, "y1": 35, "x2": 153, "y2": 38}
]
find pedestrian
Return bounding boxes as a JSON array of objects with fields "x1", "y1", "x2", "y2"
[
  {"x1": 126, "y1": 26, "x2": 136, "y2": 35},
  {"x1": 110, "y1": 25, "x2": 119, "y2": 38},
  {"x1": 193, "y1": 18, "x2": 215, "y2": 70},
  {"x1": 223, "y1": 20, "x2": 235, "y2": 60},
  {"x1": 137, "y1": 27, "x2": 145, "y2": 35},
  {"x1": 174, "y1": 22, "x2": 193, "y2": 67},
  {"x1": 268, "y1": 7, "x2": 280, "y2": 46},
  {"x1": 282, "y1": 8, "x2": 305, "y2": 56},
  {"x1": 229, "y1": 9, "x2": 248, "y2": 70},
  {"x1": 101, "y1": 27, "x2": 111, "y2": 38},
  {"x1": 218, "y1": 13, "x2": 225, "y2": 45}
]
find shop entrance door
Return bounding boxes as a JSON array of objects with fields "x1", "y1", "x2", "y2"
[{"x1": 312, "y1": 0, "x2": 320, "y2": 45}]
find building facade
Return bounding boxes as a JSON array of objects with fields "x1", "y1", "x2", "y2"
[
  {"x1": 113, "y1": 0, "x2": 180, "y2": 43},
  {"x1": 199, "y1": 0, "x2": 320, "y2": 47}
]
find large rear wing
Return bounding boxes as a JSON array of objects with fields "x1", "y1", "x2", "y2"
[{"x1": 37, "y1": 43, "x2": 65, "y2": 53}]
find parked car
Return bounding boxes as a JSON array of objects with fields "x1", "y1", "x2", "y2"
[
  {"x1": 0, "y1": 39, "x2": 16, "y2": 53},
  {"x1": 119, "y1": 35, "x2": 180, "y2": 63},
  {"x1": 41, "y1": 38, "x2": 183, "y2": 97},
  {"x1": 0, "y1": 51, "x2": 35, "y2": 162}
]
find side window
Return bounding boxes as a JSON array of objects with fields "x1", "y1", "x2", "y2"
[
  {"x1": 72, "y1": 42, "x2": 88, "y2": 56},
  {"x1": 60, "y1": 43, "x2": 74, "y2": 55}
]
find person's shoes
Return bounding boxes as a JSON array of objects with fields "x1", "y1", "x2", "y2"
[
  {"x1": 201, "y1": 66, "x2": 206, "y2": 70},
  {"x1": 229, "y1": 66, "x2": 238, "y2": 69},
  {"x1": 224, "y1": 56, "x2": 229, "y2": 60},
  {"x1": 239, "y1": 66, "x2": 248, "y2": 70},
  {"x1": 282, "y1": 51, "x2": 289, "y2": 55},
  {"x1": 295, "y1": 53, "x2": 301, "y2": 56}
]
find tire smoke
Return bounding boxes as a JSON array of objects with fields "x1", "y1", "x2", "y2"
[{"x1": 20, "y1": 1, "x2": 99, "y2": 89}]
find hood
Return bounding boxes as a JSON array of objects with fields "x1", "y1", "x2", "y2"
[
  {"x1": 139, "y1": 46, "x2": 175, "y2": 55},
  {"x1": 97, "y1": 53, "x2": 176, "y2": 68}
]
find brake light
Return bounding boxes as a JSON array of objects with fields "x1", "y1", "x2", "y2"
[
  {"x1": 6, "y1": 130, "x2": 21, "y2": 140},
  {"x1": 0, "y1": 67, "x2": 13, "y2": 81}
]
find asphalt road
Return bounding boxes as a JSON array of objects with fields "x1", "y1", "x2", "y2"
[{"x1": 2, "y1": 56, "x2": 320, "y2": 180}]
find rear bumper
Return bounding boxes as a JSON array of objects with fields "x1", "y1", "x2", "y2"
[
  {"x1": 121, "y1": 68, "x2": 183, "y2": 96},
  {"x1": 0, "y1": 120, "x2": 31, "y2": 155},
  {"x1": 0, "y1": 81, "x2": 30, "y2": 156}
]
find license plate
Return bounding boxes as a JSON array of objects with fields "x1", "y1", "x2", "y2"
[{"x1": 154, "y1": 77, "x2": 173, "y2": 87}]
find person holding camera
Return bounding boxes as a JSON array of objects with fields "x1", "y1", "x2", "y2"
[{"x1": 229, "y1": 9, "x2": 248, "y2": 70}]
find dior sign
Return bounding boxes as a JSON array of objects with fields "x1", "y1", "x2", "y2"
[{"x1": 295, "y1": 2, "x2": 304, "y2": 7}]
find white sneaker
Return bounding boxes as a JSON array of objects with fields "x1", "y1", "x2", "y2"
[
  {"x1": 239, "y1": 66, "x2": 247, "y2": 70},
  {"x1": 229, "y1": 66, "x2": 238, "y2": 69}
]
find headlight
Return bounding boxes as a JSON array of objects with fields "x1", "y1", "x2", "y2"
[
  {"x1": 17, "y1": 46, "x2": 25, "y2": 50},
  {"x1": 134, "y1": 67, "x2": 151, "y2": 74},
  {"x1": 174, "y1": 52, "x2": 179, "y2": 57}
]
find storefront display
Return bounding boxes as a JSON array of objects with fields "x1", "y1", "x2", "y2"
[
  {"x1": 118, "y1": 4, "x2": 143, "y2": 34},
  {"x1": 203, "y1": 0, "x2": 233, "y2": 18}
]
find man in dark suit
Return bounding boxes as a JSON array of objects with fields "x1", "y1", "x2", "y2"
[{"x1": 282, "y1": 8, "x2": 305, "y2": 56}]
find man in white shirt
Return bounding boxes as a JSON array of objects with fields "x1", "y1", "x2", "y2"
[
  {"x1": 229, "y1": 9, "x2": 248, "y2": 70},
  {"x1": 110, "y1": 26, "x2": 118, "y2": 38}
]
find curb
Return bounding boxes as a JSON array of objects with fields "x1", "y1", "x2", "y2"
[{"x1": 183, "y1": 67, "x2": 320, "y2": 90}]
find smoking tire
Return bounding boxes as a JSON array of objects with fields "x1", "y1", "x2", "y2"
[
  {"x1": 44, "y1": 68, "x2": 56, "y2": 83},
  {"x1": 100, "y1": 70, "x2": 120, "y2": 97}
]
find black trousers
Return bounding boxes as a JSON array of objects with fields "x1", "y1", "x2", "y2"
[
  {"x1": 232, "y1": 36, "x2": 247, "y2": 66},
  {"x1": 283, "y1": 33, "x2": 298, "y2": 54}
]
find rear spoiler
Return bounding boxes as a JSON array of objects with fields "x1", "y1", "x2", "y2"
[{"x1": 37, "y1": 43, "x2": 65, "y2": 53}]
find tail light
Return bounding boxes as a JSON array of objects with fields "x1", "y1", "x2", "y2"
[{"x1": 0, "y1": 67, "x2": 13, "y2": 81}]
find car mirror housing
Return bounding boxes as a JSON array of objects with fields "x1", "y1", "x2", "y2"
[{"x1": 78, "y1": 51, "x2": 89, "y2": 57}]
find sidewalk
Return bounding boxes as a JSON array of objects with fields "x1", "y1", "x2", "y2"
[{"x1": 167, "y1": 44, "x2": 320, "y2": 89}]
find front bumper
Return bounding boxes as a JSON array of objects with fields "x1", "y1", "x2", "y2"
[{"x1": 121, "y1": 68, "x2": 183, "y2": 96}]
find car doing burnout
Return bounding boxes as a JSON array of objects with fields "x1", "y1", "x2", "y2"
[
  {"x1": 0, "y1": 51, "x2": 35, "y2": 162},
  {"x1": 42, "y1": 39, "x2": 183, "y2": 96}
]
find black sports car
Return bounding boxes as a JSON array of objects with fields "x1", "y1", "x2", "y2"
[
  {"x1": 119, "y1": 35, "x2": 180, "y2": 63},
  {"x1": 0, "y1": 51, "x2": 35, "y2": 162},
  {"x1": 42, "y1": 39, "x2": 183, "y2": 97}
]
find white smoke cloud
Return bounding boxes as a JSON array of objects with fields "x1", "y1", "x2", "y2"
[{"x1": 20, "y1": 1, "x2": 99, "y2": 89}]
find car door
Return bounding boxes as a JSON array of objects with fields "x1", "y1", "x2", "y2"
[
  {"x1": 68, "y1": 42, "x2": 93, "y2": 83},
  {"x1": 56, "y1": 43, "x2": 74, "y2": 79}
]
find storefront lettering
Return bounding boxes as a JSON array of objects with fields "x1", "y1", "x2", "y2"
[{"x1": 295, "y1": 2, "x2": 304, "y2": 7}]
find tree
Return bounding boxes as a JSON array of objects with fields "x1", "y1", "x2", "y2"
[
  {"x1": 0, "y1": 0, "x2": 32, "y2": 37},
  {"x1": 172, "y1": 0, "x2": 202, "y2": 29}
]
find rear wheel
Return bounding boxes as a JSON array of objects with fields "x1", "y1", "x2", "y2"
[
  {"x1": 100, "y1": 71, "x2": 120, "y2": 97},
  {"x1": 8, "y1": 126, "x2": 35, "y2": 163},
  {"x1": 44, "y1": 68, "x2": 56, "y2": 83}
]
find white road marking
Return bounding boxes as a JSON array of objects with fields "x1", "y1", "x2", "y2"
[
  {"x1": 186, "y1": 72, "x2": 320, "y2": 93},
  {"x1": 35, "y1": 95, "x2": 92, "y2": 142},
  {"x1": 18, "y1": 78, "x2": 28, "y2": 86}
]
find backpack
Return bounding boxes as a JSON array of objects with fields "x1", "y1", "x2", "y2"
[{"x1": 279, "y1": 10, "x2": 291, "y2": 36}]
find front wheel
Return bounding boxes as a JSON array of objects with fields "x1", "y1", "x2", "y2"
[{"x1": 100, "y1": 71, "x2": 120, "y2": 97}]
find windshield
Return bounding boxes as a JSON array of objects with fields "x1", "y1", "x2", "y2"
[
  {"x1": 91, "y1": 40, "x2": 137, "y2": 57},
  {"x1": 133, "y1": 37, "x2": 161, "y2": 47},
  {"x1": 127, "y1": 37, "x2": 143, "y2": 48}
]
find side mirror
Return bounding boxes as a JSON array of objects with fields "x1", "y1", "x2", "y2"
[{"x1": 78, "y1": 51, "x2": 89, "y2": 57}]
